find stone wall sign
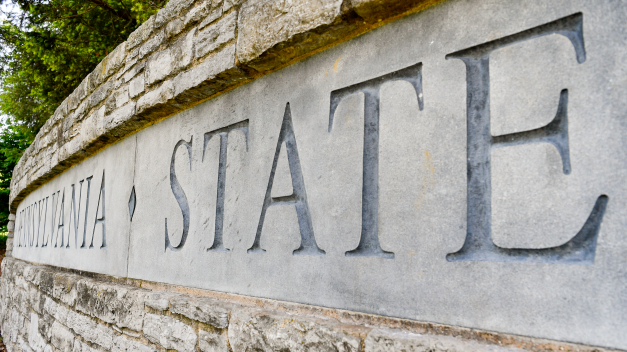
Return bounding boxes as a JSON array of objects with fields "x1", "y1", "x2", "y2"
[{"x1": 9, "y1": 0, "x2": 627, "y2": 349}]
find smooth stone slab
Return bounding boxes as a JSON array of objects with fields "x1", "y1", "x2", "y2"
[{"x1": 12, "y1": 136, "x2": 136, "y2": 277}]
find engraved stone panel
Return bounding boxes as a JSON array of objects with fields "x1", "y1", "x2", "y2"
[
  {"x1": 11, "y1": 0, "x2": 627, "y2": 349},
  {"x1": 12, "y1": 136, "x2": 136, "y2": 276}
]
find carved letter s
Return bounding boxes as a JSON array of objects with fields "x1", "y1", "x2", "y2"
[{"x1": 165, "y1": 137, "x2": 193, "y2": 252}]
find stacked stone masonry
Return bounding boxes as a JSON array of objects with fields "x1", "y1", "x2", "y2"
[
  {"x1": 7, "y1": 0, "x2": 442, "y2": 213},
  {"x1": 0, "y1": 257, "x2": 615, "y2": 352}
]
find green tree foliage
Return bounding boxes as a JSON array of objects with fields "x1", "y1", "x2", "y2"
[
  {"x1": 0, "y1": 124, "x2": 32, "y2": 231},
  {"x1": 0, "y1": 0, "x2": 166, "y2": 228}
]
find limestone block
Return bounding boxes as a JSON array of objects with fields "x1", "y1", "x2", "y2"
[
  {"x1": 136, "y1": 80, "x2": 179, "y2": 118},
  {"x1": 138, "y1": 29, "x2": 165, "y2": 61},
  {"x1": 6, "y1": 238, "x2": 13, "y2": 252},
  {"x1": 35, "y1": 269, "x2": 55, "y2": 295},
  {"x1": 18, "y1": 335, "x2": 34, "y2": 352},
  {"x1": 365, "y1": 329, "x2": 525, "y2": 352},
  {"x1": 123, "y1": 62, "x2": 145, "y2": 84},
  {"x1": 28, "y1": 284, "x2": 45, "y2": 315},
  {"x1": 147, "y1": 29, "x2": 195, "y2": 86},
  {"x1": 89, "y1": 80, "x2": 113, "y2": 109},
  {"x1": 51, "y1": 273, "x2": 80, "y2": 307},
  {"x1": 170, "y1": 296, "x2": 229, "y2": 328},
  {"x1": 146, "y1": 50, "x2": 173, "y2": 86},
  {"x1": 129, "y1": 74, "x2": 145, "y2": 98},
  {"x1": 171, "y1": 29, "x2": 196, "y2": 72},
  {"x1": 236, "y1": 0, "x2": 343, "y2": 65},
  {"x1": 65, "y1": 310, "x2": 114, "y2": 350},
  {"x1": 102, "y1": 42, "x2": 127, "y2": 79},
  {"x1": 165, "y1": 18, "x2": 184, "y2": 39},
  {"x1": 9, "y1": 213, "x2": 15, "y2": 221},
  {"x1": 144, "y1": 292, "x2": 178, "y2": 311},
  {"x1": 191, "y1": 0, "x2": 222, "y2": 29},
  {"x1": 75, "y1": 280, "x2": 146, "y2": 331},
  {"x1": 28, "y1": 313, "x2": 47, "y2": 352},
  {"x1": 143, "y1": 313, "x2": 197, "y2": 352},
  {"x1": 198, "y1": 329, "x2": 228, "y2": 352},
  {"x1": 81, "y1": 106, "x2": 105, "y2": 145},
  {"x1": 172, "y1": 44, "x2": 249, "y2": 106},
  {"x1": 7, "y1": 220, "x2": 14, "y2": 232},
  {"x1": 195, "y1": 11, "x2": 236, "y2": 59},
  {"x1": 38, "y1": 313, "x2": 54, "y2": 342},
  {"x1": 72, "y1": 339, "x2": 100, "y2": 352},
  {"x1": 44, "y1": 297, "x2": 69, "y2": 326},
  {"x1": 112, "y1": 334, "x2": 156, "y2": 352},
  {"x1": 50, "y1": 321, "x2": 75, "y2": 352},
  {"x1": 105, "y1": 86, "x2": 130, "y2": 115},
  {"x1": 221, "y1": 0, "x2": 241, "y2": 12},
  {"x1": 105, "y1": 102, "x2": 136, "y2": 135},
  {"x1": 228, "y1": 309, "x2": 361, "y2": 352},
  {"x1": 154, "y1": 0, "x2": 195, "y2": 28},
  {"x1": 127, "y1": 16, "x2": 156, "y2": 50}
]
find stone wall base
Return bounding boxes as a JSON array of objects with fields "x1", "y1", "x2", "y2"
[{"x1": 0, "y1": 257, "x2": 616, "y2": 352}]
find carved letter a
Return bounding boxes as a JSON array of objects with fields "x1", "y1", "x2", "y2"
[{"x1": 248, "y1": 103, "x2": 325, "y2": 256}]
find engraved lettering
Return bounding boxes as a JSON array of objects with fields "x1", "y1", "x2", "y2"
[
  {"x1": 90, "y1": 171, "x2": 106, "y2": 249},
  {"x1": 328, "y1": 63, "x2": 424, "y2": 258},
  {"x1": 203, "y1": 120, "x2": 249, "y2": 252},
  {"x1": 55, "y1": 189, "x2": 65, "y2": 248},
  {"x1": 70, "y1": 180, "x2": 84, "y2": 248},
  {"x1": 80, "y1": 176, "x2": 93, "y2": 248},
  {"x1": 39, "y1": 197, "x2": 49, "y2": 247},
  {"x1": 445, "y1": 13, "x2": 608, "y2": 264},
  {"x1": 248, "y1": 103, "x2": 325, "y2": 256},
  {"x1": 165, "y1": 138, "x2": 192, "y2": 252}
]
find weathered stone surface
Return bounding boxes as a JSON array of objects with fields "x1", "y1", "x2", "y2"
[
  {"x1": 129, "y1": 74, "x2": 146, "y2": 98},
  {"x1": 144, "y1": 292, "x2": 177, "y2": 311},
  {"x1": 365, "y1": 329, "x2": 529, "y2": 352},
  {"x1": 112, "y1": 334, "x2": 156, "y2": 352},
  {"x1": 51, "y1": 274, "x2": 79, "y2": 307},
  {"x1": 228, "y1": 309, "x2": 361, "y2": 352},
  {"x1": 195, "y1": 11, "x2": 236, "y2": 59},
  {"x1": 50, "y1": 321, "x2": 75, "y2": 352},
  {"x1": 72, "y1": 339, "x2": 101, "y2": 352},
  {"x1": 236, "y1": 0, "x2": 343, "y2": 65},
  {"x1": 75, "y1": 280, "x2": 146, "y2": 331},
  {"x1": 170, "y1": 296, "x2": 229, "y2": 328},
  {"x1": 171, "y1": 44, "x2": 249, "y2": 105},
  {"x1": 198, "y1": 329, "x2": 228, "y2": 352},
  {"x1": 143, "y1": 313, "x2": 197, "y2": 352},
  {"x1": 65, "y1": 310, "x2": 114, "y2": 350},
  {"x1": 136, "y1": 80, "x2": 178, "y2": 118}
]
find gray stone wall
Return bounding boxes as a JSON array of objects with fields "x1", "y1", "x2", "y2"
[{"x1": 0, "y1": 257, "x2": 612, "y2": 352}]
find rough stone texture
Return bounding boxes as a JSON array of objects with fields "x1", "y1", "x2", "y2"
[
  {"x1": 365, "y1": 329, "x2": 526, "y2": 352},
  {"x1": 198, "y1": 329, "x2": 228, "y2": 352},
  {"x1": 75, "y1": 280, "x2": 146, "y2": 331},
  {"x1": 228, "y1": 309, "x2": 361, "y2": 352},
  {"x1": 50, "y1": 322, "x2": 74, "y2": 352},
  {"x1": 142, "y1": 313, "x2": 197, "y2": 352},
  {"x1": 7, "y1": 0, "x2": 441, "y2": 213},
  {"x1": 170, "y1": 296, "x2": 229, "y2": 328}
]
